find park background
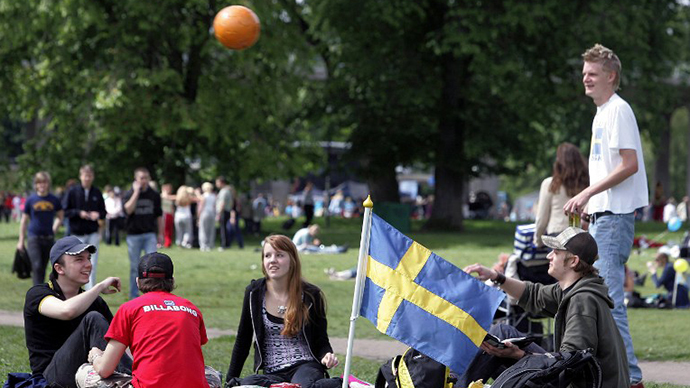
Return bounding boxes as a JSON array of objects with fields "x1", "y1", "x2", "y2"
[{"x1": 1, "y1": 0, "x2": 690, "y2": 387}]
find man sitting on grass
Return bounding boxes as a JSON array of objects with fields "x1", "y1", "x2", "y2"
[
  {"x1": 85, "y1": 252, "x2": 220, "y2": 388},
  {"x1": 462, "y1": 227, "x2": 629, "y2": 388},
  {"x1": 23, "y1": 236, "x2": 131, "y2": 388},
  {"x1": 292, "y1": 224, "x2": 348, "y2": 254}
]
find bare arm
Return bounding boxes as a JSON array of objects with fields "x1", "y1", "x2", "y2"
[
  {"x1": 124, "y1": 183, "x2": 140, "y2": 215},
  {"x1": 564, "y1": 149, "x2": 638, "y2": 215},
  {"x1": 463, "y1": 263, "x2": 526, "y2": 301},
  {"x1": 17, "y1": 214, "x2": 29, "y2": 250},
  {"x1": 91, "y1": 339, "x2": 127, "y2": 378},
  {"x1": 52, "y1": 210, "x2": 64, "y2": 235},
  {"x1": 39, "y1": 277, "x2": 121, "y2": 320}
]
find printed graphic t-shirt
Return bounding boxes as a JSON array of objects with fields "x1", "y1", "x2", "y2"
[
  {"x1": 105, "y1": 291, "x2": 209, "y2": 388},
  {"x1": 588, "y1": 93, "x2": 648, "y2": 214},
  {"x1": 24, "y1": 193, "x2": 62, "y2": 237}
]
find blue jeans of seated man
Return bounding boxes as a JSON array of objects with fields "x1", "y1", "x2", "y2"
[
  {"x1": 126, "y1": 232, "x2": 157, "y2": 299},
  {"x1": 458, "y1": 324, "x2": 546, "y2": 387},
  {"x1": 73, "y1": 232, "x2": 100, "y2": 290},
  {"x1": 43, "y1": 311, "x2": 132, "y2": 388},
  {"x1": 590, "y1": 212, "x2": 642, "y2": 383}
]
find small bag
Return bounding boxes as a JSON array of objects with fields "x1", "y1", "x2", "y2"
[
  {"x1": 375, "y1": 348, "x2": 453, "y2": 388},
  {"x1": 12, "y1": 249, "x2": 31, "y2": 279},
  {"x1": 490, "y1": 349, "x2": 602, "y2": 388}
]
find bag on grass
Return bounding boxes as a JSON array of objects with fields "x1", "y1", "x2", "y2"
[
  {"x1": 375, "y1": 348, "x2": 453, "y2": 388},
  {"x1": 12, "y1": 248, "x2": 31, "y2": 279},
  {"x1": 490, "y1": 349, "x2": 602, "y2": 388}
]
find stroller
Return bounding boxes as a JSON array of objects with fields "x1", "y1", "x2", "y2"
[{"x1": 494, "y1": 224, "x2": 556, "y2": 351}]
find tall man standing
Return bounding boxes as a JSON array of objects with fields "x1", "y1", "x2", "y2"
[
  {"x1": 564, "y1": 44, "x2": 648, "y2": 388},
  {"x1": 63, "y1": 165, "x2": 106, "y2": 290},
  {"x1": 215, "y1": 176, "x2": 233, "y2": 250},
  {"x1": 123, "y1": 167, "x2": 163, "y2": 299}
]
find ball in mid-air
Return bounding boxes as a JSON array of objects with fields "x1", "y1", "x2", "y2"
[{"x1": 213, "y1": 6, "x2": 260, "y2": 50}]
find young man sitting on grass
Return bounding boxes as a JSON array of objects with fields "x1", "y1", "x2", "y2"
[
  {"x1": 23, "y1": 236, "x2": 131, "y2": 388},
  {"x1": 462, "y1": 227, "x2": 629, "y2": 388},
  {"x1": 82, "y1": 252, "x2": 220, "y2": 388}
]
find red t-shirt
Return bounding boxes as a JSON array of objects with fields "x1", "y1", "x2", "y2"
[{"x1": 106, "y1": 291, "x2": 209, "y2": 388}]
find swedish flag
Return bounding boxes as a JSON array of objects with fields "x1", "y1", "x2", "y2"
[{"x1": 359, "y1": 214, "x2": 505, "y2": 374}]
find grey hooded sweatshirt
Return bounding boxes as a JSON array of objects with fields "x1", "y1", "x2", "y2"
[{"x1": 518, "y1": 274, "x2": 630, "y2": 388}]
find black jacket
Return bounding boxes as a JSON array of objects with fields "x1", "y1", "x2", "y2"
[
  {"x1": 226, "y1": 278, "x2": 333, "y2": 378},
  {"x1": 62, "y1": 185, "x2": 106, "y2": 235}
]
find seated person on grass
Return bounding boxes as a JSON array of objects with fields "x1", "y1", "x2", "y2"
[
  {"x1": 647, "y1": 252, "x2": 690, "y2": 308},
  {"x1": 462, "y1": 227, "x2": 629, "y2": 388},
  {"x1": 85, "y1": 252, "x2": 220, "y2": 388},
  {"x1": 23, "y1": 236, "x2": 131, "y2": 388},
  {"x1": 292, "y1": 225, "x2": 347, "y2": 254}
]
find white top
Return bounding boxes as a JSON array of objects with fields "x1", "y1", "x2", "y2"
[
  {"x1": 105, "y1": 196, "x2": 123, "y2": 219},
  {"x1": 202, "y1": 193, "x2": 216, "y2": 215},
  {"x1": 588, "y1": 94, "x2": 649, "y2": 214},
  {"x1": 534, "y1": 177, "x2": 570, "y2": 246}
]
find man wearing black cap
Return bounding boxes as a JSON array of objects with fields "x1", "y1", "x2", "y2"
[
  {"x1": 23, "y1": 236, "x2": 131, "y2": 388},
  {"x1": 88, "y1": 252, "x2": 217, "y2": 388},
  {"x1": 461, "y1": 227, "x2": 629, "y2": 388}
]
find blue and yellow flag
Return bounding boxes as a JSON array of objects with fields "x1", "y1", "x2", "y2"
[{"x1": 359, "y1": 214, "x2": 505, "y2": 374}]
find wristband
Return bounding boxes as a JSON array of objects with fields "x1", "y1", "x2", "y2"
[{"x1": 492, "y1": 272, "x2": 506, "y2": 286}]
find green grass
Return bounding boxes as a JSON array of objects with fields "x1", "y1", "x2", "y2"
[{"x1": 0, "y1": 218, "x2": 689, "y2": 386}]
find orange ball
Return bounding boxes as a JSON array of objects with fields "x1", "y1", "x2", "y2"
[{"x1": 213, "y1": 6, "x2": 261, "y2": 50}]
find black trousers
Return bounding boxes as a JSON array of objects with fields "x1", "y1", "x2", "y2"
[
  {"x1": 27, "y1": 236, "x2": 54, "y2": 285},
  {"x1": 43, "y1": 311, "x2": 132, "y2": 388},
  {"x1": 240, "y1": 361, "x2": 340, "y2": 388}
]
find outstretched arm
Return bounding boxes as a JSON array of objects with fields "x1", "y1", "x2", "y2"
[{"x1": 463, "y1": 263, "x2": 526, "y2": 300}]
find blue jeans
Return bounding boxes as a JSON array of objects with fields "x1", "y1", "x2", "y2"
[
  {"x1": 590, "y1": 212, "x2": 642, "y2": 383},
  {"x1": 74, "y1": 232, "x2": 100, "y2": 290},
  {"x1": 126, "y1": 233, "x2": 157, "y2": 299}
]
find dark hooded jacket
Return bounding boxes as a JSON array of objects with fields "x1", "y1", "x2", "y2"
[
  {"x1": 226, "y1": 278, "x2": 333, "y2": 379},
  {"x1": 518, "y1": 274, "x2": 629, "y2": 388}
]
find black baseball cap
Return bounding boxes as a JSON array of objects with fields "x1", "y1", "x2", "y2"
[
  {"x1": 49, "y1": 236, "x2": 97, "y2": 265},
  {"x1": 138, "y1": 252, "x2": 174, "y2": 279},
  {"x1": 542, "y1": 227, "x2": 598, "y2": 265}
]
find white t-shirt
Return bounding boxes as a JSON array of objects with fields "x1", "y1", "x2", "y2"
[{"x1": 588, "y1": 94, "x2": 649, "y2": 214}]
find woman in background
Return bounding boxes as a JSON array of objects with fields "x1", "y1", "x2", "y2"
[
  {"x1": 534, "y1": 142, "x2": 589, "y2": 247},
  {"x1": 174, "y1": 185, "x2": 193, "y2": 248},
  {"x1": 197, "y1": 182, "x2": 217, "y2": 251}
]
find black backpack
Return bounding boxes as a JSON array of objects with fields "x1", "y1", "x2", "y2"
[
  {"x1": 375, "y1": 348, "x2": 454, "y2": 388},
  {"x1": 490, "y1": 349, "x2": 602, "y2": 388}
]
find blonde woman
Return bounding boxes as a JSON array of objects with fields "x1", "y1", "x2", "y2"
[
  {"x1": 197, "y1": 182, "x2": 217, "y2": 251},
  {"x1": 174, "y1": 186, "x2": 193, "y2": 248}
]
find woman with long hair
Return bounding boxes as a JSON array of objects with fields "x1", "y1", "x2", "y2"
[
  {"x1": 174, "y1": 185, "x2": 193, "y2": 248},
  {"x1": 534, "y1": 143, "x2": 589, "y2": 247},
  {"x1": 226, "y1": 235, "x2": 339, "y2": 388}
]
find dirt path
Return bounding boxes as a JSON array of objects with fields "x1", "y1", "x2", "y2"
[{"x1": 2, "y1": 310, "x2": 687, "y2": 386}]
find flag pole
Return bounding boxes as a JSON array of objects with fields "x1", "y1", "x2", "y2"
[{"x1": 342, "y1": 195, "x2": 374, "y2": 388}]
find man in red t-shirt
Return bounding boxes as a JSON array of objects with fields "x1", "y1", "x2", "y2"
[{"x1": 88, "y1": 252, "x2": 217, "y2": 388}]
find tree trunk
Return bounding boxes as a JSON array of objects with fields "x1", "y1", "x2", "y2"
[
  {"x1": 426, "y1": 53, "x2": 467, "y2": 231},
  {"x1": 686, "y1": 106, "x2": 690, "y2": 198},
  {"x1": 366, "y1": 164, "x2": 400, "y2": 204},
  {"x1": 655, "y1": 114, "x2": 671, "y2": 198}
]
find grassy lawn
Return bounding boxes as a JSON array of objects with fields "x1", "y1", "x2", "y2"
[{"x1": 0, "y1": 217, "x2": 688, "y2": 386}]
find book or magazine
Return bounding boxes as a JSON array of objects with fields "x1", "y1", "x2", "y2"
[{"x1": 483, "y1": 333, "x2": 536, "y2": 349}]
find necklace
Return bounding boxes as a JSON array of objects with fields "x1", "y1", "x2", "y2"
[{"x1": 277, "y1": 305, "x2": 287, "y2": 315}]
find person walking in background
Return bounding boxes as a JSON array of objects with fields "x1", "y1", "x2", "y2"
[
  {"x1": 239, "y1": 192, "x2": 254, "y2": 234},
  {"x1": 62, "y1": 165, "x2": 106, "y2": 290},
  {"x1": 104, "y1": 187, "x2": 124, "y2": 246},
  {"x1": 123, "y1": 167, "x2": 163, "y2": 299},
  {"x1": 564, "y1": 44, "x2": 648, "y2": 387},
  {"x1": 17, "y1": 172, "x2": 64, "y2": 285},
  {"x1": 160, "y1": 183, "x2": 176, "y2": 248},
  {"x1": 174, "y1": 185, "x2": 193, "y2": 249},
  {"x1": 215, "y1": 176, "x2": 233, "y2": 251},
  {"x1": 226, "y1": 187, "x2": 244, "y2": 249},
  {"x1": 252, "y1": 193, "x2": 268, "y2": 235},
  {"x1": 198, "y1": 182, "x2": 217, "y2": 252},
  {"x1": 534, "y1": 143, "x2": 589, "y2": 247},
  {"x1": 302, "y1": 182, "x2": 315, "y2": 227}
]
